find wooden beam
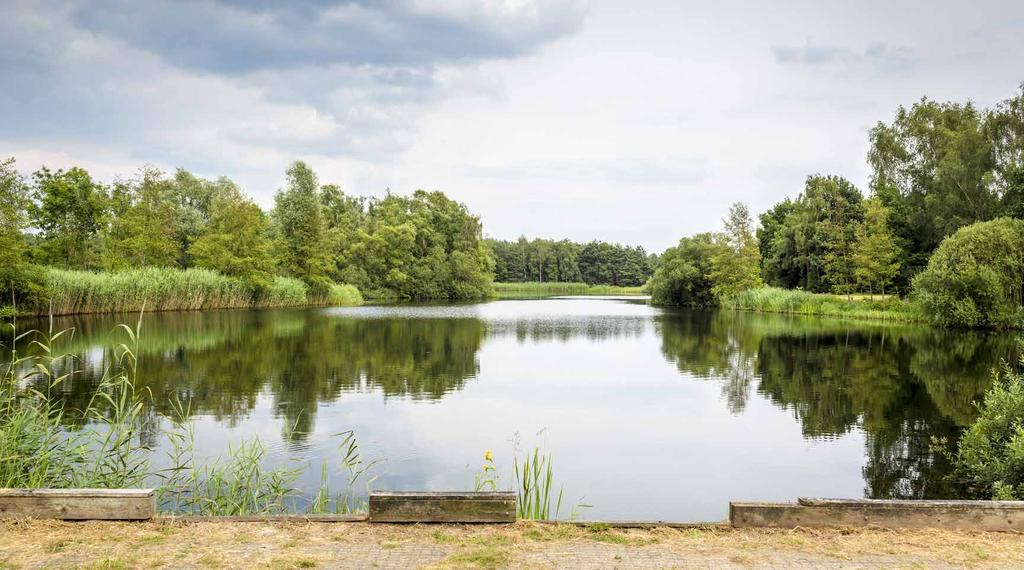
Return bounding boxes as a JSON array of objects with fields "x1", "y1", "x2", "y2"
[
  {"x1": 731, "y1": 498, "x2": 1024, "y2": 531},
  {"x1": 369, "y1": 491, "x2": 516, "y2": 523},
  {"x1": 0, "y1": 488, "x2": 155, "y2": 520}
]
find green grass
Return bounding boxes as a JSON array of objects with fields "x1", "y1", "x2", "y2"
[
  {"x1": 492, "y1": 281, "x2": 646, "y2": 298},
  {"x1": 721, "y1": 287, "x2": 924, "y2": 323},
  {"x1": 28, "y1": 267, "x2": 361, "y2": 316}
]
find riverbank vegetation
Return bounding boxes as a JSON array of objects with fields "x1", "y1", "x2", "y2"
[
  {"x1": 721, "y1": 287, "x2": 921, "y2": 323},
  {"x1": 492, "y1": 281, "x2": 645, "y2": 298},
  {"x1": 1, "y1": 158, "x2": 491, "y2": 315},
  {"x1": 1, "y1": 317, "x2": 376, "y2": 514},
  {"x1": 648, "y1": 83, "x2": 1024, "y2": 329},
  {"x1": 946, "y1": 348, "x2": 1024, "y2": 500}
]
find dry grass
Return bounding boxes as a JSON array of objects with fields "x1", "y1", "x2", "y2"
[{"x1": 1, "y1": 520, "x2": 1022, "y2": 569}]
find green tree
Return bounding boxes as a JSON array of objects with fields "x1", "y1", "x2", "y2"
[
  {"x1": 912, "y1": 217, "x2": 1024, "y2": 328},
  {"x1": 647, "y1": 233, "x2": 721, "y2": 307},
  {"x1": 30, "y1": 166, "x2": 108, "y2": 269},
  {"x1": 173, "y1": 169, "x2": 235, "y2": 267},
  {"x1": 104, "y1": 166, "x2": 182, "y2": 268},
  {"x1": 758, "y1": 198, "x2": 797, "y2": 286},
  {"x1": 762, "y1": 175, "x2": 863, "y2": 293},
  {"x1": 869, "y1": 98, "x2": 999, "y2": 290},
  {"x1": 189, "y1": 184, "x2": 274, "y2": 285},
  {"x1": 1, "y1": 158, "x2": 28, "y2": 268},
  {"x1": 271, "y1": 161, "x2": 332, "y2": 288},
  {"x1": 852, "y1": 199, "x2": 901, "y2": 298},
  {"x1": 709, "y1": 202, "x2": 762, "y2": 300}
]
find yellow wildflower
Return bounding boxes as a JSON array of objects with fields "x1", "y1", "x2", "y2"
[{"x1": 485, "y1": 450, "x2": 493, "y2": 462}]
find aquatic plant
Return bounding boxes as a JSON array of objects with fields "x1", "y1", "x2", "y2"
[
  {"x1": 2, "y1": 309, "x2": 377, "y2": 515},
  {"x1": 0, "y1": 313, "x2": 150, "y2": 489},
  {"x1": 34, "y1": 267, "x2": 361, "y2": 316},
  {"x1": 514, "y1": 447, "x2": 564, "y2": 520}
]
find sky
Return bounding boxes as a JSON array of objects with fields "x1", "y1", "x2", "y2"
[{"x1": 3, "y1": 0, "x2": 1024, "y2": 252}]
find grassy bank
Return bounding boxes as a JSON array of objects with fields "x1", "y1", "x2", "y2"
[
  {"x1": 493, "y1": 281, "x2": 646, "y2": 298},
  {"x1": 25, "y1": 267, "x2": 362, "y2": 316},
  {"x1": 721, "y1": 287, "x2": 924, "y2": 323}
]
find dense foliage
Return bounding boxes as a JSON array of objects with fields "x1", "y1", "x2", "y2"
[
  {"x1": 759, "y1": 175, "x2": 868, "y2": 294},
  {"x1": 948, "y1": 355, "x2": 1024, "y2": 500},
  {"x1": 647, "y1": 233, "x2": 721, "y2": 307},
  {"x1": 912, "y1": 218, "x2": 1024, "y2": 328},
  {"x1": 648, "y1": 202, "x2": 762, "y2": 307},
  {"x1": 868, "y1": 86, "x2": 1024, "y2": 292},
  {"x1": 489, "y1": 237, "x2": 653, "y2": 286},
  {"x1": 0, "y1": 157, "x2": 494, "y2": 309}
]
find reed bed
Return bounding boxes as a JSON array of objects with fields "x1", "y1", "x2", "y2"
[
  {"x1": 721, "y1": 287, "x2": 923, "y2": 323},
  {"x1": 35, "y1": 268, "x2": 361, "y2": 316},
  {"x1": 493, "y1": 282, "x2": 646, "y2": 298}
]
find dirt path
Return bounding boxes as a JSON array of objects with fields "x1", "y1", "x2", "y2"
[{"x1": 2, "y1": 519, "x2": 1022, "y2": 569}]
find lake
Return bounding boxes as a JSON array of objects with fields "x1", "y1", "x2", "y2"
[{"x1": 25, "y1": 296, "x2": 1019, "y2": 521}]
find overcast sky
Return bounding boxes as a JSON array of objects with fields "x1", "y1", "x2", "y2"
[{"x1": 3, "y1": 0, "x2": 1023, "y2": 252}]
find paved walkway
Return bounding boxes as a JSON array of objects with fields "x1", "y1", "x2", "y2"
[{"x1": 2, "y1": 520, "x2": 1023, "y2": 568}]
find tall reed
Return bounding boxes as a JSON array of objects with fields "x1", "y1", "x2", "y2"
[
  {"x1": 3, "y1": 309, "x2": 378, "y2": 515},
  {"x1": 722, "y1": 287, "x2": 923, "y2": 323},
  {"x1": 35, "y1": 267, "x2": 361, "y2": 316},
  {"x1": 514, "y1": 447, "x2": 564, "y2": 520},
  {"x1": 0, "y1": 313, "x2": 150, "y2": 489}
]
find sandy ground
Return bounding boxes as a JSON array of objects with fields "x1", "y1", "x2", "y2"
[{"x1": 1, "y1": 519, "x2": 1023, "y2": 569}]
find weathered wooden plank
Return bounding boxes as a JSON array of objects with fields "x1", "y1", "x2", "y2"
[
  {"x1": 0, "y1": 488, "x2": 155, "y2": 520},
  {"x1": 369, "y1": 491, "x2": 516, "y2": 523},
  {"x1": 157, "y1": 514, "x2": 367, "y2": 523},
  {"x1": 797, "y1": 497, "x2": 1024, "y2": 509},
  {"x1": 731, "y1": 499, "x2": 1024, "y2": 532}
]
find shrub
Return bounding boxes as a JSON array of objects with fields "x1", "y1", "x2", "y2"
[
  {"x1": 912, "y1": 218, "x2": 1024, "y2": 328},
  {"x1": 257, "y1": 276, "x2": 309, "y2": 308},
  {"x1": 947, "y1": 353, "x2": 1024, "y2": 499},
  {"x1": 647, "y1": 234, "x2": 720, "y2": 307},
  {"x1": 323, "y1": 284, "x2": 363, "y2": 306}
]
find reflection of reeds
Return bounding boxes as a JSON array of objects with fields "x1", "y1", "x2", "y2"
[
  {"x1": 493, "y1": 281, "x2": 645, "y2": 298},
  {"x1": 514, "y1": 447, "x2": 563, "y2": 520},
  {"x1": 1, "y1": 314, "x2": 150, "y2": 490},
  {"x1": 2, "y1": 311, "x2": 377, "y2": 515}
]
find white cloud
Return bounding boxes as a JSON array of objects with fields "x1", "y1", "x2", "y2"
[{"x1": 3, "y1": 0, "x2": 1024, "y2": 251}]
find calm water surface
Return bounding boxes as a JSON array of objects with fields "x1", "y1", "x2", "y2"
[{"x1": 31, "y1": 297, "x2": 1018, "y2": 521}]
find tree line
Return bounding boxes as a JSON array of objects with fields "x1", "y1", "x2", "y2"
[
  {"x1": 0, "y1": 159, "x2": 493, "y2": 303},
  {"x1": 488, "y1": 237, "x2": 655, "y2": 286},
  {"x1": 649, "y1": 83, "x2": 1024, "y2": 328}
]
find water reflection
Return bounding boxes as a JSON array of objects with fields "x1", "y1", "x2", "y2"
[
  {"x1": 656, "y1": 310, "x2": 1016, "y2": 498},
  {"x1": 14, "y1": 298, "x2": 1018, "y2": 511}
]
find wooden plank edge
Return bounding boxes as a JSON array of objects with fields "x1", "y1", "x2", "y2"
[
  {"x1": 0, "y1": 488, "x2": 155, "y2": 498},
  {"x1": 798, "y1": 497, "x2": 1024, "y2": 509},
  {"x1": 154, "y1": 514, "x2": 368, "y2": 523}
]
